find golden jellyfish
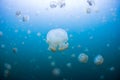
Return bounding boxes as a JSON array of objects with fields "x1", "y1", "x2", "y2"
[
  {"x1": 78, "y1": 53, "x2": 88, "y2": 63},
  {"x1": 94, "y1": 55, "x2": 104, "y2": 65},
  {"x1": 46, "y1": 28, "x2": 69, "y2": 52}
]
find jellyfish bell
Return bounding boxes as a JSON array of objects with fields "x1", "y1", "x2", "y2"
[
  {"x1": 22, "y1": 15, "x2": 29, "y2": 22},
  {"x1": 50, "y1": 1, "x2": 57, "y2": 8},
  {"x1": 78, "y1": 53, "x2": 88, "y2": 63},
  {"x1": 87, "y1": 0, "x2": 95, "y2": 6},
  {"x1": 12, "y1": 48, "x2": 18, "y2": 54},
  {"x1": 16, "y1": 11, "x2": 21, "y2": 17},
  {"x1": 86, "y1": 8, "x2": 91, "y2": 14},
  {"x1": 94, "y1": 55, "x2": 104, "y2": 65},
  {"x1": 46, "y1": 28, "x2": 69, "y2": 52},
  {"x1": 58, "y1": 0, "x2": 66, "y2": 8},
  {"x1": 66, "y1": 62, "x2": 72, "y2": 68},
  {"x1": 4, "y1": 63, "x2": 11, "y2": 70}
]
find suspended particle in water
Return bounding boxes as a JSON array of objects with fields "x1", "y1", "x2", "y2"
[
  {"x1": 14, "y1": 29, "x2": 18, "y2": 33},
  {"x1": 94, "y1": 55, "x2": 104, "y2": 65},
  {"x1": 106, "y1": 43, "x2": 110, "y2": 47},
  {"x1": 46, "y1": 28, "x2": 69, "y2": 52},
  {"x1": 16, "y1": 11, "x2": 21, "y2": 17},
  {"x1": 0, "y1": 31, "x2": 3, "y2": 37},
  {"x1": 22, "y1": 15, "x2": 29, "y2": 22},
  {"x1": 37, "y1": 32, "x2": 41, "y2": 37},
  {"x1": 12, "y1": 48, "x2": 18, "y2": 54},
  {"x1": 21, "y1": 41, "x2": 25, "y2": 45},
  {"x1": 100, "y1": 75, "x2": 104, "y2": 79},
  {"x1": 50, "y1": 1, "x2": 57, "y2": 8},
  {"x1": 4, "y1": 63, "x2": 12, "y2": 70},
  {"x1": 48, "y1": 56, "x2": 52, "y2": 60},
  {"x1": 71, "y1": 53, "x2": 76, "y2": 58},
  {"x1": 78, "y1": 53, "x2": 88, "y2": 63},
  {"x1": 52, "y1": 68, "x2": 61, "y2": 76},
  {"x1": 27, "y1": 30, "x2": 31, "y2": 34},
  {"x1": 1, "y1": 44, "x2": 5, "y2": 48}
]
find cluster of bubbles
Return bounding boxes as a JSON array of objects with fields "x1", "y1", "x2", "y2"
[
  {"x1": 46, "y1": 28, "x2": 69, "y2": 52},
  {"x1": 50, "y1": 0, "x2": 66, "y2": 8},
  {"x1": 78, "y1": 53, "x2": 104, "y2": 65},
  {"x1": 16, "y1": 11, "x2": 29, "y2": 22}
]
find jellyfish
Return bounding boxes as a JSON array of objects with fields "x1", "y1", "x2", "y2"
[
  {"x1": 58, "y1": 0, "x2": 66, "y2": 8},
  {"x1": 4, "y1": 69, "x2": 10, "y2": 78},
  {"x1": 52, "y1": 68, "x2": 61, "y2": 76},
  {"x1": 66, "y1": 62, "x2": 72, "y2": 68},
  {"x1": 46, "y1": 28, "x2": 69, "y2": 52},
  {"x1": 16, "y1": 11, "x2": 21, "y2": 17},
  {"x1": 86, "y1": 8, "x2": 91, "y2": 14},
  {"x1": 0, "y1": 31, "x2": 3, "y2": 37},
  {"x1": 50, "y1": 1, "x2": 57, "y2": 8},
  {"x1": 1, "y1": 44, "x2": 5, "y2": 48},
  {"x1": 4, "y1": 63, "x2": 11, "y2": 70},
  {"x1": 78, "y1": 53, "x2": 88, "y2": 63},
  {"x1": 109, "y1": 66, "x2": 115, "y2": 71},
  {"x1": 51, "y1": 61, "x2": 55, "y2": 66},
  {"x1": 87, "y1": 0, "x2": 95, "y2": 6},
  {"x1": 12, "y1": 48, "x2": 18, "y2": 54},
  {"x1": 22, "y1": 15, "x2": 29, "y2": 22},
  {"x1": 94, "y1": 55, "x2": 104, "y2": 65}
]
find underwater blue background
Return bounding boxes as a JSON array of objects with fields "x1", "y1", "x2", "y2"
[{"x1": 0, "y1": 0, "x2": 120, "y2": 80}]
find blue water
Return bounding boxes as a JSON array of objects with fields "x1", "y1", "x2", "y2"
[{"x1": 0, "y1": 0, "x2": 120, "y2": 80}]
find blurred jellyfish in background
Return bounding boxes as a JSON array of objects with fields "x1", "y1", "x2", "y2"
[
  {"x1": 109, "y1": 66, "x2": 115, "y2": 71},
  {"x1": 4, "y1": 63, "x2": 12, "y2": 78},
  {"x1": 1, "y1": 44, "x2": 5, "y2": 48},
  {"x1": 46, "y1": 28, "x2": 69, "y2": 52},
  {"x1": 78, "y1": 53, "x2": 88, "y2": 63},
  {"x1": 15, "y1": 11, "x2": 21, "y2": 17},
  {"x1": 66, "y1": 62, "x2": 72, "y2": 68},
  {"x1": 12, "y1": 48, "x2": 18, "y2": 54},
  {"x1": 4, "y1": 63, "x2": 12, "y2": 70},
  {"x1": 58, "y1": 0, "x2": 66, "y2": 8},
  {"x1": 87, "y1": 0, "x2": 95, "y2": 6},
  {"x1": 51, "y1": 61, "x2": 56, "y2": 66},
  {"x1": 4, "y1": 69, "x2": 10, "y2": 78},
  {"x1": 52, "y1": 68, "x2": 61, "y2": 76},
  {"x1": 50, "y1": 1, "x2": 57, "y2": 8},
  {"x1": 0, "y1": 31, "x2": 3, "y2": 37},
  {"x1": 22, "y1": 15, "x2": 30, "y2": 22},
  {"x1": 86, "y1": 7, "x2": 91, "y2": 14},
  {"x1": 94, "y1": 55, "x2": 104, "y2": 65}
]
